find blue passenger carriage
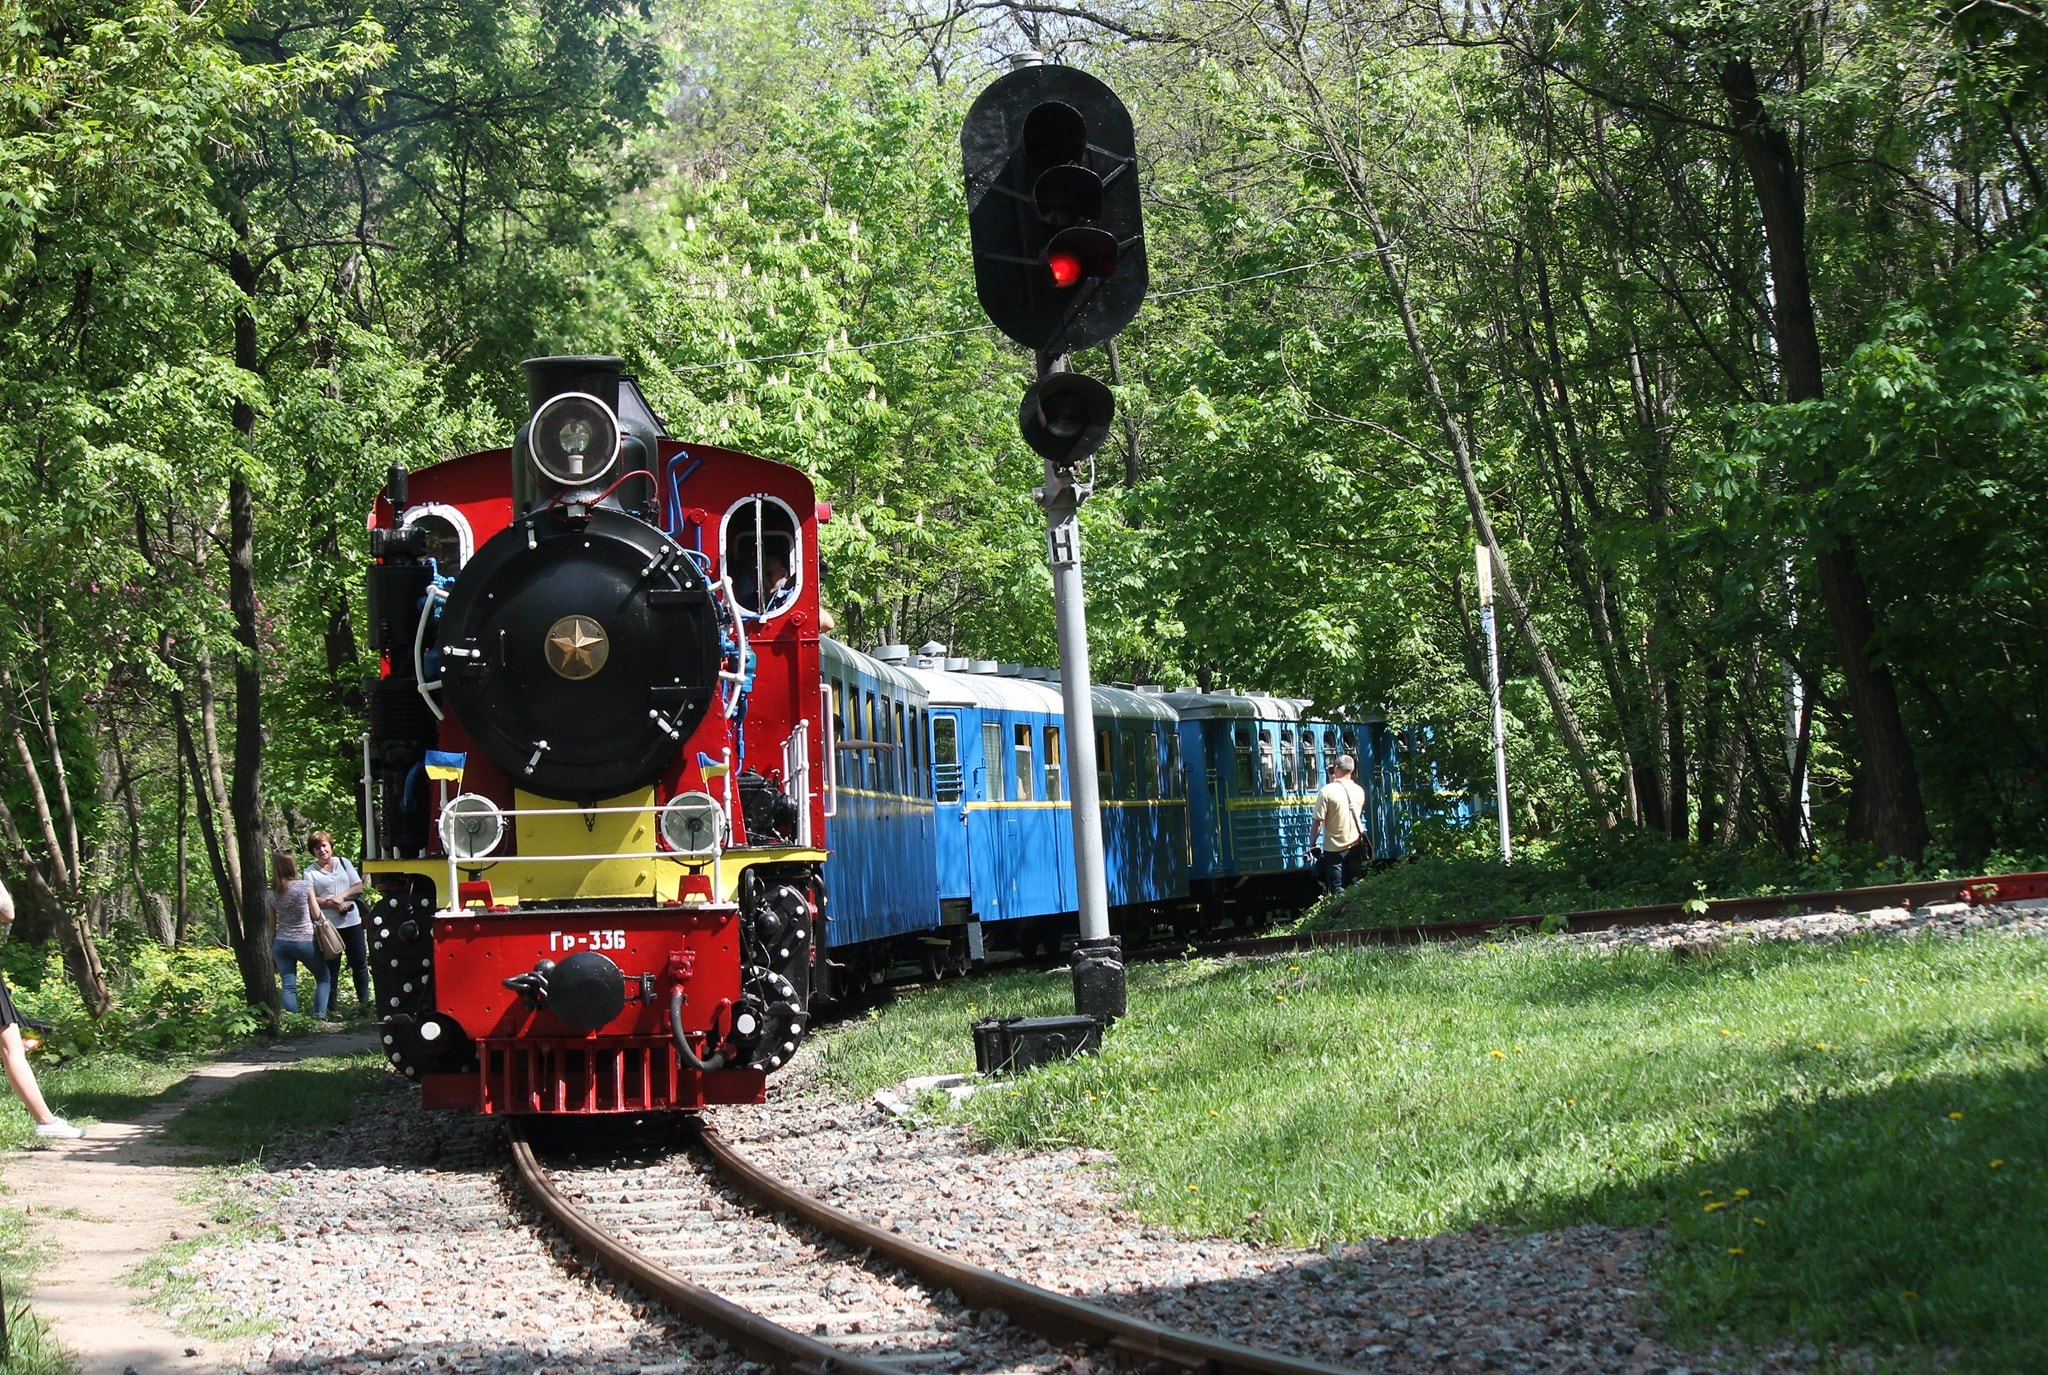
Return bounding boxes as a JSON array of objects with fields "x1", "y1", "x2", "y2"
[
  {"x1": 817, "y1": 638, "x2": 940, "y2": 995},
  {"x1": 887, "y1": 651, "x2": 1188, "y2": 960}
]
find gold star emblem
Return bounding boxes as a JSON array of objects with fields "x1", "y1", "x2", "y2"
[{"x1": 544, "y1": 615, "x2": 609, "y2": 680}]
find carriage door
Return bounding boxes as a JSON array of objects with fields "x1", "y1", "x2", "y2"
[
  {"x1": 971, "y1": 721, "x2": 1011, "y2": 921},
  {"x1": 930, "y1": 713, "x2": 970, "y2": 903}
]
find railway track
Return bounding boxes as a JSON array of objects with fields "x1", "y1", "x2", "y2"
[
  {"x1": 1127, "y1": 869, "x2": 2048, "y2": 963},
  {"x1": 508, "y1": 1119, "x2": 1361, "y2": 1375}
]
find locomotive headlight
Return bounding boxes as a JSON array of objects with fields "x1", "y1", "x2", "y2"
[
  {"x1": 439, "y1": 793, "x2": 506, "y2": 860},
  {"x1": 659, "y1": 791, "x2": 725, "y2": 856},
  {"x1": 527, "y1": 391, "x2": 620, "y2": 488}
]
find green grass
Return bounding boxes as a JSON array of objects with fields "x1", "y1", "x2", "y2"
[
  {"x1": 820, "y1": 933, "x2": 2048, "y2": 1372},
  {"x1": 0, "y1": 1204, "x2": 68, "y2": 1375},
  {"x1": 0, "y1": 1051, "x2": 196, "y2": 1151},
  {"x1": 157, "y1": 1053, "x2": 395, "y2": 1164},
  {"x1": 129, "y1": 1180, "x2": 278, "y2": 1339}
]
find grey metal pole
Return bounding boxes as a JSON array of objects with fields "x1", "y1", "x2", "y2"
[
  {"x1": 1477, "y1": 545, "x2": 1511, "y2": 865},
  {"x1": 1038, "y1": 357, "x2": 1124, "y2": 1021}
]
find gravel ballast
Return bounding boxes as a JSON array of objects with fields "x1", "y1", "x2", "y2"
[{"x1": 195, "y1": 902, "x2": 2042, "y2": 1375}]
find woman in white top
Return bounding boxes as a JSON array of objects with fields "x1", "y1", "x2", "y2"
[
  {"x1": 304, "y1": 830, "x2": 369, "y2": 1020},
  {"x1": 267, "y1": 851, "x2": 330, "y2": 1017}
]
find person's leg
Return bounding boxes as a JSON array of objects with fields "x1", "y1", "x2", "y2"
[
  {"x1": 341, "y1": 924, "x2": 371, "y2": 1009},
  {"x1": 313, "y1": 953, "x2": 334, "y2": 1019},
  {"x1": 1317, "y1": 849, "x2": 1342, "y2": 895},
  {"x1": 272, "y1": 938, "x2": 300, "y2": 1013},
  {"x1": 1, "y1": 1023, "x2": 58, "y2": 1124}
]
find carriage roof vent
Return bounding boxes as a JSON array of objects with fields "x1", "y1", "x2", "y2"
[
  {"x1": 918, "y1": 641, "x2": 947, "y2": 658},
  {"x1": 872, "y1": 644, "x2": 910, "y2": 663},
  {"x1": 944, "y1": 657, "x2": 970, "y2": 671},
  {"x1": 1022, "y1": 667, "x2": 1054, "y2": 682},
  {"x1": 997, "y1": 662, "x2": 1026, "y2": 677},
  {"x1": 1137, "y1": 684, "x2": 1164, "y2": 694},
  {"x1": 967, "y1": 659, "x2": 999, "y2": 674}
]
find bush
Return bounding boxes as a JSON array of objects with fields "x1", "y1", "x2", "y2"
[{"x1": 1, "y1": 930, "x2": 271, "y2": 1060}]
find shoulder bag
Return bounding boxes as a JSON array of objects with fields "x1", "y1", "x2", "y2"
[{"x1": 310, "y1": 885, "x2": 345, "y2": 959}]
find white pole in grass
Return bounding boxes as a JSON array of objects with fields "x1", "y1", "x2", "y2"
[{"x1": 1476, "y1": 545, "x2": 1512, "y2": 864}]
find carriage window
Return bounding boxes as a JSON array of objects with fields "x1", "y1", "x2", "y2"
[
  {"x1": 1013, "y1": 726, "x2": 1035, "y2": 802},
  {"x1": 1256, "y1": 730, "x2": 1279, "y2": 793},
  {"x1": 1120, "y1": 729, "x2": 1140, "y2": 800},
  {"x1": 984, "y1": 722, "x2": 1006, "y2": 800},
  {"x1": 865, "y1": 692, "x2": 880, "y2": 789},
  {"x1": 721, "y1": 494, "x2": 801, "y2": 617},
  {"x1": 1044, "y1": 726, "x2": 1063, "y2": 803},
  {"x1": 1282, "y1": 728, "x2": 1300, "y2": 792},
  {"x1": 1166, "y1": 731, "x2": 1182, "y2": 798},
  {"x1": 909, "y1": 706, "x2": 925, "y2": 794},
  {"x1": 1097, "y1": 727, "x2": 1114, "y2": 796},
  {"x1": 894, "y1": 703, "x2": 908, "y2": 794},
  {"x1": 1233, "y1": 724, "x2": 1255, "y2": 792},
  {"x1": 932, "y1": 715, "x2": 961, "y2": 803}
]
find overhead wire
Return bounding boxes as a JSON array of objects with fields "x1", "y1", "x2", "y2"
[{"x1": 659, "y1": 248, "x2": 1376, "y2": 376}]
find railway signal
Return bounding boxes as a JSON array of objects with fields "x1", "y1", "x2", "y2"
[
  {"x1": 962, "y1": 64, "x2": 1148, "y2": 359},
  {"x1": 962, "y1": 63, "x2": 1146, "y2": 1026}
]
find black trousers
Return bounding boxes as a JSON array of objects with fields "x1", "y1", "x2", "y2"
[
  {"x1": 326, "y1": 922, "x2": 372, "y2": 1009},
  {"x1": 1318, "y1": 842, "x2": 1367, "y2": 895}
]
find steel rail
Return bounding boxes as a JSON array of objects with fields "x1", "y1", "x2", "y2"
[
  {"x1": 505, "y1": 1124, "x2": 901, "y2": 1375},
  {"x1": 692, "y1": 1121, "x2": 1362, "y2": 1375},
  {"x1": 1130, "y1": 871, "x2": 2048, "y2": 963}
]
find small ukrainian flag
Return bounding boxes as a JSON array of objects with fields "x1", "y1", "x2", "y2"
[
  {"x1": 695, "y1": 751, "x2": 730, "y2": 779},
  {"x1": 424, "y1": 750, "x2": 467, "y2": 782}
]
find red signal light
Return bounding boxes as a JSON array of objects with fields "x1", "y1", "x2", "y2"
[{"x1": 1048, "y1": 250, "x2": 1084, "y2": 289}]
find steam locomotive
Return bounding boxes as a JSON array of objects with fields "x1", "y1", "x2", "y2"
[{"x1": 359, "y1": 356, "x2": 1437, "y2": 1117}]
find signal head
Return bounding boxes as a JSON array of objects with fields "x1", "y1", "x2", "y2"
[
  {"x1": 962, "y1": 65, "x2": 1148, "y2": 355},
  {"x1": 1019, "y1": 371, "x2": 1115, "y2": 466}
]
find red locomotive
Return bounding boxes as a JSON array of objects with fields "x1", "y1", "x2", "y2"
[{"x1": 359, "y1": 356, "x2": 827, "y2": 1113}]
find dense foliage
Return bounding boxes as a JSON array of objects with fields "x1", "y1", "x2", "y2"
[{"x1": 0, "y1": 0, "x2": 2043, "y2": 1009}]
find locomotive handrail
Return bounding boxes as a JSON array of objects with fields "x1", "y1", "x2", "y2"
[{"x1": 413, "y1": 582, "x2": 449, "y2": 721}]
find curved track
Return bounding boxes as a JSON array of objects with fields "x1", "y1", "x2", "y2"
[
  {"x1": 1129, "y1": 870, "x2": 2048, "y2": 963},
  {"x1": 509, "y1": 1120, "x2": 1361, "y2": 1375}
]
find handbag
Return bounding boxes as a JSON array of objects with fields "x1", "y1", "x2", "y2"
[{"x1": 312, "y1": 911, "x2": 345, "y2": 960}]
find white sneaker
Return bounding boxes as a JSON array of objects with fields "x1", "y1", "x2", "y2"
[{"x1": 34, "y1": 1118, "x2": 83, "y2": 1139}]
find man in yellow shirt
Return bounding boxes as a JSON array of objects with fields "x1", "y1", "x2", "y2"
[{"x1": 1307, "y1": 754, "x2": 1370, "y2": 895}]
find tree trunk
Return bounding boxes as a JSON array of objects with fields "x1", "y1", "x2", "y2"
[
  {"x1": 228, "y1": 202, "x2": 281, "y2": 1016},
  {"x1": 1720, "y1": 54, "x2": 1928, "y2": 859}
]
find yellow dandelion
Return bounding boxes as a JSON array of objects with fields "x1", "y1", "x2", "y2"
[
  {"x1": 1699, "y1": 1188, "x2": 1715, "y2": 1197},
  {"x1": 1566, "y1": 1098, "x2": 1577, "y2": 1106},
  {"x1": 1991, "y1": 1159, "x2": 2005, "y2": 1169},
  {"x1": 1950, "y1": 1111, "x2": 1965, "y2": 1120},
  {"x1": 1858, "y1": 977, "x2": 1870, "y2": 984},
  {"x1": 1491, "y1": 1049, "x2": 1506, "y2": 1059},
  {"x1": 1752, "y1": 1218, "x2": 1766, "y2": 1227},
  {"x1": 1187, "y1": 1184, "x2": 1199, "y2": 1192},
  {"x1": 1815, "y1": 1042, "x2": 1830, "y2": 1051},
  {"x1": 1727, "y1": 1247, "x2": 1744, "y2": 1256},
  {"x1": 1719, "y1": 1028, "x2": 1734, "y2": 1036},
  {"x1": 1209, "y1": 1109, "x2": 1220, "y2": 1117},
  {"x1": 1704, "y1": 1201, "x2": 1726, "y2": 1213},
  {"x1": 1733, "y1": 1188, "x2": 1751, "y2": 1199},
  {"x1": 1902, "y1": 1291, "x2": 1918, "y2": 1301},
  {"x1": 1275, "y1": 994, "x2": 1285, "y2": 1002}
]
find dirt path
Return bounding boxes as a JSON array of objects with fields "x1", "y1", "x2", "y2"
[{"x1": 2, "y1": 1026, "x2": 380, "y2": 1375}]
